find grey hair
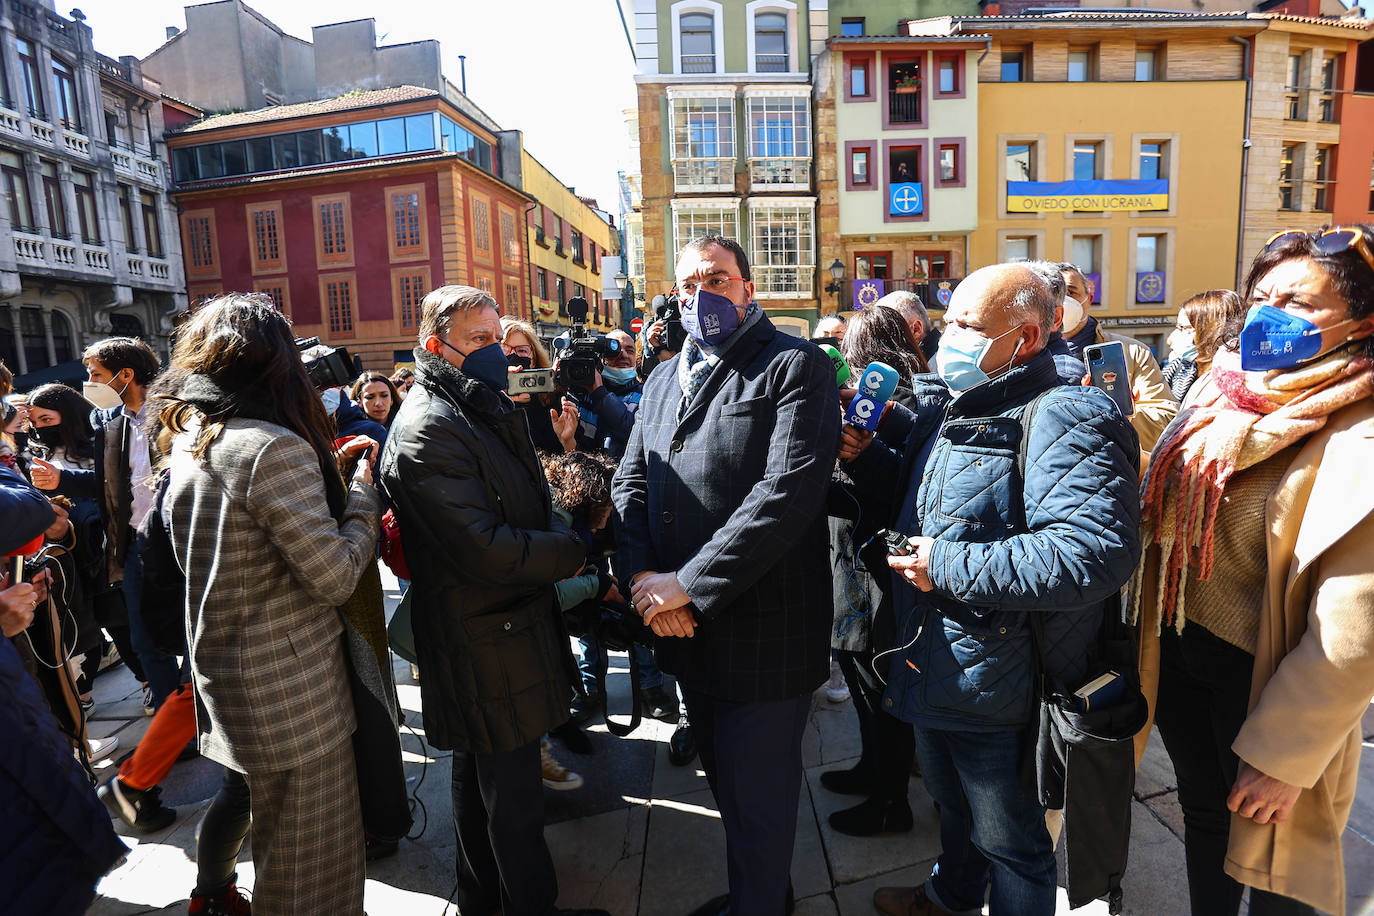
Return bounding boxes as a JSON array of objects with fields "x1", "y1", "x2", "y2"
[
  {"x1": 1024, "y1": 260, "x2": 1066, "y2": 301},
  {"x1": 417, "y1": 285, "x2": 497, "y2": 344},
  {"x1": 1056, "y1": 261, "x2": 1089, "y2": 284},
  {"x1": 873, "y1": 290, "x2": 931, "y2": 332},
  {"x1": 1007, "y1": 266, "x2": 1056, "y2": 337}
]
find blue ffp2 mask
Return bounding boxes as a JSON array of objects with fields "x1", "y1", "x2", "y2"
[{"x1": 1238, "y1": 304, "x2": 1352, "y2": 372}]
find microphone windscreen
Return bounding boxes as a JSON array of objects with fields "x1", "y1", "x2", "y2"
[
  {"x1": 819, "y1": 344, "x2": 851, "y2": 388},
  {"x1": 844, "y1": 361, "x2": 900, "y2": 432}
]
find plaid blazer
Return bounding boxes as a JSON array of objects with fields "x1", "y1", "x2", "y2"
[
  {"x1": 166, "y1": 418, "x2": 380, "y2": 773},
  {"x1": 613, "y1": 316, "x2": 841, "y2": 702}
]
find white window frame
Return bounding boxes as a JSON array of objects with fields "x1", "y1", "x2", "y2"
[
  {"x1": 743, "y1": 86, "x2": 811, "y2": 191},
  {"x1": 671, "y1": 0, "x2": 725, "y2": 75},
  {"x1": 745, "y1": 0, "x2": 798, "y2": 75},
  {"x1": 671, "y1": 198, "x2": 741, "y2": 262},
  {"x1": 668, "y1": 87, "x2": 737, "y2": 193},
  {"x1": 747, "y1": 197, "x2": 815, "y2": 299}
]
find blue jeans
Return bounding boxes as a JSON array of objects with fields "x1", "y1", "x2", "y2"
[
  {"x1": 122, "y1": 531, "x2": 182, "y2": 708},
  {"x1": 914, "y1": 726, "x2": 1057, "y2": 916},
  {"x1": 575, "y1": 634, "x2": 663, "y2": 692}
]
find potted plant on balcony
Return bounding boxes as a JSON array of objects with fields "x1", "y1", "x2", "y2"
[{"x1": 894, "y1": 74, "x2": 922, "y2": 94}]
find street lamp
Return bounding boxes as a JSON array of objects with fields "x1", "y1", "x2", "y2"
[{"x1": 823, "y1": 258, "x2": 846, "y2": 308}]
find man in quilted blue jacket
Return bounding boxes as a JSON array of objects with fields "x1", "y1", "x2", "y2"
[{"x1": 841, "y1": 263, "x2": 1142, "y2": 916}]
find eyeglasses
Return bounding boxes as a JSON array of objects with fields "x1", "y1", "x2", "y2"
[
  {"x1": 677, "y1": 275, "x2": 747, "y2": 297},
  {"x1": 1265, "y1": 226, "x2": 1374, "y2": 277}
]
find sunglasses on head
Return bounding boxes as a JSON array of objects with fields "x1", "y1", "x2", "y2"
[{"x1": 1264, "y1": 226, "x2": 1374, "y2": 276}]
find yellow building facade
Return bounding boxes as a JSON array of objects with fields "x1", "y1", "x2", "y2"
[
  {"x1": 521, "y1": 151, "x2": 619, "y2": 340},
  {"x1": 959, "y1": 13, "x2": 1261, "y2": 351}
]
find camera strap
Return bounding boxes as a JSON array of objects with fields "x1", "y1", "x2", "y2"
[{"x1": 592, "y1": 645, "x2": 643, "y2": 738}]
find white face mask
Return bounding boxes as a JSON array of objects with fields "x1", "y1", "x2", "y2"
[
  {"x1": 1061, "y1": 296, "x2": 1086, "y2": 337},
  {"x1": 321, "y1": 387, "x2": 343, "y2": 417},
  {"x1": 83, "y1": 379, "x2": 127, "y2": 411}
]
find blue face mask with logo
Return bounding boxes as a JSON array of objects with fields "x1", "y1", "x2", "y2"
[
  {"x1": 443, "y1": 339, "x2": 510, "y2": 392},
  {"x1": 602, "y1": 366, "x2": 638, "y2": 386},
  {"x1": 682, "y1": 288, "x2": 742, "y2": 346},
  {"x1": 936, "y1": 324, "x2": 1022, "y2": 393},
  {"x1": 1238, "y1": 304, "x2": 1353, "y2": 372}
]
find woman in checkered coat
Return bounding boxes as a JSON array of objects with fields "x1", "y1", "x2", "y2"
[{"x1": 160, "y1": 295, "x2": 380, "y2": 914}]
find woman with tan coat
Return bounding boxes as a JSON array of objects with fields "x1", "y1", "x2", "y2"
[{"x1": 1132, "y1": 225, "x2": 1374, "y2": 916}]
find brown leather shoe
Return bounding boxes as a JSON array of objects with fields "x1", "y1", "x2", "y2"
[{"x1": 872, "y1": 885, "x2": 954, "y2": 916}]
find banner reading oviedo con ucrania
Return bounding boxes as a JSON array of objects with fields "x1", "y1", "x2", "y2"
[{"x1": 1006, "y1": 179, "x2": 1168, "y2": 213}]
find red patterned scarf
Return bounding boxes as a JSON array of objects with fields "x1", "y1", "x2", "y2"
[{"x1": 1131, "y1": 343, "x2": 1374, "y2": 631}]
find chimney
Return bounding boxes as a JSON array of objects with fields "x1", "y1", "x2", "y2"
[{"x1": 166, "y1": 26, "x2": 180, "y2": 40}]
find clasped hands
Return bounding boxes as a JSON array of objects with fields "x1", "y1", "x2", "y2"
[{"x1": 629, "y1": 571, "x2": 696, "y2": 638}]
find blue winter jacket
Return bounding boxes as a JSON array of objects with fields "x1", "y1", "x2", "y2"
[{"x1": 846, "y1": 349, "x2": 1141, "y2": 732}]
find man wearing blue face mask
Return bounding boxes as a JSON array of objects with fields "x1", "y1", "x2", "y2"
[
  {"x1": 838, "y1": 264, "x2": 1142, "y2": 916},
  {"x1": 379, "y1": 285, "x2": 607, "y2": 916},
  {"x1": 613, "y1": 235, "x2": 840, "y2": 916}
]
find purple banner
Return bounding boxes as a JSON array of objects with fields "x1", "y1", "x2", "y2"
[
  {"x1": 1135, "y1": 272, "x2": 1166, "y2": 303},
  {"x1": 1085, "y1": 272, "x2": 1102, "y2": 304},
  {"x1": 853, "y1": 279, "x2": 885, "y2": 310}
]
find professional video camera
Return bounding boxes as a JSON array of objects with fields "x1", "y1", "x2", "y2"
[
  {"x1": 552, "y1": 296, "x2": 621, "y2": 392},
  {"x1": 296, "y1": 337, "x2": 359, "y2": 390},
  {"x1": 651, "y1": 292, "x2": 687, "y2": 354}
]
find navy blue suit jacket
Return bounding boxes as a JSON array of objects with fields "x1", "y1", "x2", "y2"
[{"x1": 612, "y1": 316, "x2": 841, "y2": 702}]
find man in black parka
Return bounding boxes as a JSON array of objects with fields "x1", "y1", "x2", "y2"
[{"x1": 380, "y1": 285, "x2": 605, "y2": 916}]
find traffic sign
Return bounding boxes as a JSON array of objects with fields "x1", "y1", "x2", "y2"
[{"x1": 630, "y1": 317, "x2": 644, "y2": 333}]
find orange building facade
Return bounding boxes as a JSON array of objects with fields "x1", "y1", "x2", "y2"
[{"x1": 166, "y1": 87, "x2": 532, "y2": 371}]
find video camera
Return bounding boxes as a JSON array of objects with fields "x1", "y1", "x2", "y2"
[
  {"x1": 552, "y1": 296, "x2": 621, "y2": 392},
  {"x1": 651, "y1": 292, "x2": 687, "y2": 355},
  {"x1": 296, "y1": 337, "x2": 359, "y2": 390}
]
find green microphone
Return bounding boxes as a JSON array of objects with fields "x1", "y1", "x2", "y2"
[{"x1": 819, "y1": 344, "x2": 851, "y2": 388}]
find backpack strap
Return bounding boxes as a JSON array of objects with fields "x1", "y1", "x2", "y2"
[{"x1": 1013, "y1": 388, "x2": 1058, "y2": 686}]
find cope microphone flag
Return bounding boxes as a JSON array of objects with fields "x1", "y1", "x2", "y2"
[{"x1": 844, "y1": 362, "x2": 899, "y2": 432}]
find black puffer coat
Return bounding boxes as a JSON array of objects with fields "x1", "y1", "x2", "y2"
[{"x1": 380, "y1": 349, "x2": 584, "y2": 754}]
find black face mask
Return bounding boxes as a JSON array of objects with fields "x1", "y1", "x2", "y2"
[
  {"x1": 507, "y1": 354, "x2": 532, "y2": 370},
  {"x1": 27, "y1": 424, "x2": 63, "y2": 448}
]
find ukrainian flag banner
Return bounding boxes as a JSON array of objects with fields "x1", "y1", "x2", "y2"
[{"x1": 1006, "y1": 179, "x2": 1169, "y2": 213}]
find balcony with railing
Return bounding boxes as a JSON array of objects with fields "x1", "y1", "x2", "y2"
[
  {"x1": 673, "y1": 158, "x2": 734, "y2": 193},
  {"x1": 756, "y1": 54, "x2": 788, "y2": 73},
  {"x1": 681, "y1": 54, "x2": 715, "y2": 74},
  {"x1": 753, "y1": 266, "x2": 813, "y2": 298},
  {"x1": 0, "y1": 106, "x2": 20, "y2": 137},
  {"x1": 888, "y1": 90, "x2": 922, "y2": 125},
  {"x1": 748, "y1": 157, "x2": 810, "y2": 191}
]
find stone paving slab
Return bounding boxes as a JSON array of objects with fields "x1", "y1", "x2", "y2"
[{"x1": 806, "y1": 755, "x2": 942, "y2": 885}]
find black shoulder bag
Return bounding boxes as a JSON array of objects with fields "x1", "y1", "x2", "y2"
[{"x1": 1016, "y1": 390, "x2": 1149, "y2": 914}]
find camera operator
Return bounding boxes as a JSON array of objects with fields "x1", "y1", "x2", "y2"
[
  {"x1": 572, "y1": 329, "x2": 642, "y2": 458},
  {"x1": 301, "y1": 341, "x2": 389, "y2": 453},
  {"x1": 638, "y1": 293, "x2": 687, "y2": 378},
  {"x1": 380, "y1": 285, "x2": 607, "y2": 916}
]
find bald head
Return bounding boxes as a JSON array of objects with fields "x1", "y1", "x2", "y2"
[{"x1": 952, "y1": 264, "x2": 1055, "y2": 339}]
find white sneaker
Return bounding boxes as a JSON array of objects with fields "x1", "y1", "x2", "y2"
[
  {"x1": 540, "y1": 738, "x2": 583, "y2": 791},
  {"x1": 87, "y1": 735, "x2": 120, "y2": 762},
  {"x1": 825, "y1": 660, "x2": 850, "y2": 704}
]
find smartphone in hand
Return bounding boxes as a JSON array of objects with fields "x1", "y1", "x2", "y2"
[{"x1": 1084, "y1": 341, "x2": 1135, "y2": 418}]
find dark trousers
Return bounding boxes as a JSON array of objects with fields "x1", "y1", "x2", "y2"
[
  {"x1": 121, "y1": 531, "x2": 180, "y2": 707},
  {"x1": 835, "y1": 648, "x2": 915, "y2": 803},
  {"x1": 451, "y1": 739, "x2": 558, "y2": 916},
  {"x1": 681, "y1": 687, "x2": 811, "y2": 916},
  {"x1": 916, "y1": 727, "x2": 1057, "y2": 915},
  {"x1": 194, "y1": 768, "x2": 252, "y2": 897},
  {"x1": 1155, "y1": 623, "x2": 1315, "y2": 916}
]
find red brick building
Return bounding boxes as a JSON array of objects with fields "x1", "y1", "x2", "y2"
[{"x1": 165, "y1": 86, "x2": 532, "y2": 370}]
